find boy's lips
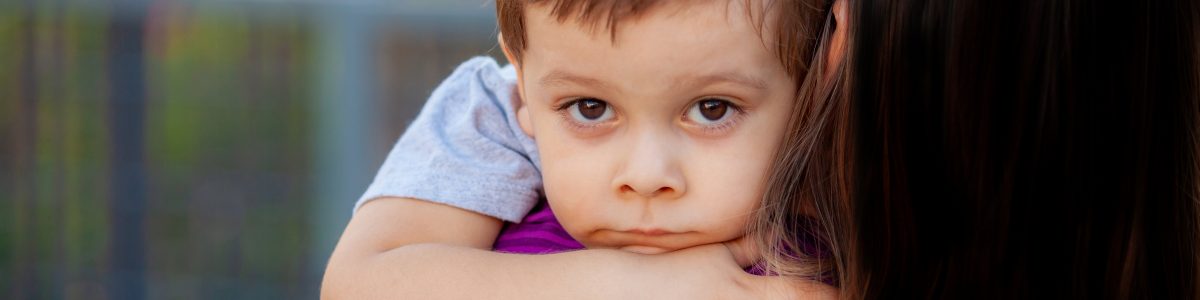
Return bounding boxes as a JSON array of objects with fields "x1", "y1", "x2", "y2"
[
  {"x1": 623, "y1": 228, "x2": 674, "y2": 236},
  {"x1": 619, "y1": 245, "x2": 671, "y2": 254},
  {"x1": 600, "y1": 228, "x2": 697, "y2": 253}
]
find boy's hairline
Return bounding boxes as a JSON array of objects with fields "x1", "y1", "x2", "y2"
[{"x1": 498, "y1": 0, "x2": 799, "y2": 77}]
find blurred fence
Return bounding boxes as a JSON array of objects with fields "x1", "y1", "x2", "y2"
[{"x1": 0, "y1": 0, "x2": 505, "y2": 298}]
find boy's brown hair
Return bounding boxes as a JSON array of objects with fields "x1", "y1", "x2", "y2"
[{"x1": 496, "y1": 0, "x2": 827, "y2": 81}]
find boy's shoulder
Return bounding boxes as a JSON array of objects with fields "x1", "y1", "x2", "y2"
[
  {"x1": 354, "y1": 56, "x2": 541, "y2": 222},
  {"x1": 446, "y1": 56, "x2": 518, "y2": 94},
  {"x1": 428, "y1": 56, "x2": 523, "y2": 119},
  {"x1": 429, "y1": 56, "x2": 525, "y2": 132}
]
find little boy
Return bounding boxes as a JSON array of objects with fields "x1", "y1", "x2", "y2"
[{"x1": 327, "y1": 0, "x2": 838, "y2": 298}]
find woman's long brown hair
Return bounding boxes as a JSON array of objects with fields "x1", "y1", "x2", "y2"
[{"x1": 757, "y1": 0, "x2": 1200, "y2": 298}]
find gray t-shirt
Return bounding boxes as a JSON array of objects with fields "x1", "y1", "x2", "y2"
[{"x1": 355, "y1": 57, "x2": 542, "y2": 222}]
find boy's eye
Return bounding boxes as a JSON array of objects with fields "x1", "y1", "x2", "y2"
[
  {"x1": 568, "y1": 98, "x2": 614, "y2": 123},
  {"x1": 688, "y1": 99, "x2": 734, "y2": 124}
]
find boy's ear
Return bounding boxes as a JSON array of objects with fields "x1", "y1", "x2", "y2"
[
  {"x1": 516, "y1": 103, "x2": 534, "y2": 138},
  {"x1": 825, "y1": 0, "x2": 849, "y2": 79},
  {"x1": 498, "y1": 33, "x2": 519, "y2": 71},
  {"x1": 499, "y1": 33, "x2": 536, "y2": 138}
]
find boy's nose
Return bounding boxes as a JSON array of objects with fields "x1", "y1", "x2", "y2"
[{"x1": 611, "y1": 131, "x2": 686, "y2": 200}]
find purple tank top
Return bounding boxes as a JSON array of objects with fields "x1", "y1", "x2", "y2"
[
  {"x1": 492, "y1": 199, "x2": 585, "y2": 253},
  {"x1": 492, "y1": 198, "x2": 834, "y2": 282}
]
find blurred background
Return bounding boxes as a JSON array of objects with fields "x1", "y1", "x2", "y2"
[{"x1": 0, "y1": 0, "x2": 505, "y2": 298}]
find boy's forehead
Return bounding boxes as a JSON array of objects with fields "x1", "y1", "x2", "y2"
[
  {"x1": 520, "y1": 0, "x2": 794, "y2": 98},
  {"x1": 524, "y1": 0, "x2": 778, "y2": 44}
]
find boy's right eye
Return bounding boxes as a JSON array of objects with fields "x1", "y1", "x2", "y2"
[{"x1": 564, "y1": 98, "x2": 615, "y2": 123}]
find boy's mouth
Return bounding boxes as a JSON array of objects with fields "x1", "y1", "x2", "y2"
[
  {"x1": 624, "y1": 228, "x2": 673, "y2": 236},
  {"x1": 619, "y1": 244, "x2": 671, "y2": 254},
  {"x1": 599, "y1": 228, "x2": 695, "y2": 254}
]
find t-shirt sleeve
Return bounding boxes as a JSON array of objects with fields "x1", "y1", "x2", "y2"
[{"x1": 354, "y1": 57, "x2": 542, "y2": 223}]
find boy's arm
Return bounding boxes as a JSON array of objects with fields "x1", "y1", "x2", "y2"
[{"x1": 321, "y1": 197, "x2": 835, "y2": 299}]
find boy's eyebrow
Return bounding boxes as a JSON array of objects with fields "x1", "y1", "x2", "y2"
[
  {"x1": 538, "y1": 69, "x2": 769, "y2": 91},
  {"x1": 679, "y1": 72, "x2": 769, "y2": 91},
  {"x1": 539, "y1": 70, "x2": 614, "y2": 90}
]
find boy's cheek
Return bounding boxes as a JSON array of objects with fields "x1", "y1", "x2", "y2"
[{"x1": 542, "y1": 195, "x2": 595, "y2": 244}]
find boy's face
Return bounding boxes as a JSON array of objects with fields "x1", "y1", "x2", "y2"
[{"x1": 512, "y1": 1, "x2": 795, "y2": 254}]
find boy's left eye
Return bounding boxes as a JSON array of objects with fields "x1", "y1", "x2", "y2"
[{"x1": 687, "y1": 99, "x2": 736, "y2": 125}]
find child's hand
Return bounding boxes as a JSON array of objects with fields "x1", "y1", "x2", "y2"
[
  {"x1": 648, "y1": 238, "x2": 837, "y2": 300},
  {"x1": 633, "y1": 240, "x2": 840, "y2": 300}
]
